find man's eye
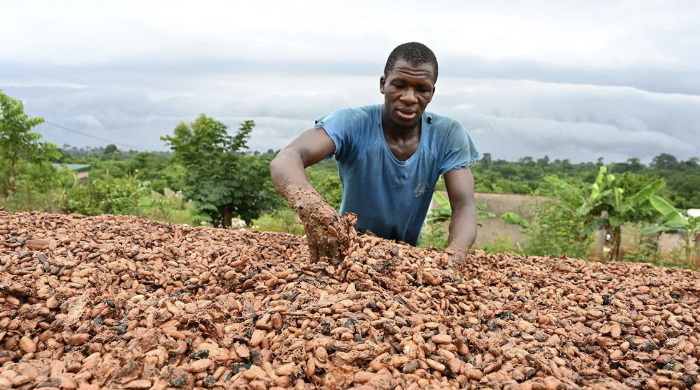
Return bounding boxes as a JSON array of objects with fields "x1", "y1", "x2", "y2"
[{"x1": 393, "y1": 84, "x2": 404, "y2": 89}]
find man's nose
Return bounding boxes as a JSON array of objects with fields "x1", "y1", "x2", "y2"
[{"x1": 400, "y1": 89, "x2": 418, "y2": 104}]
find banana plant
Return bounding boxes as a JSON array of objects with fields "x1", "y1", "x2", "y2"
[
  {"x1": 544, "y1": 166, "x2": 665, "y2": 262},
  {"x1": 427, "y1": 192, "x2": 495, "y2": 227},
  {"x1": 641, "y1": 196, "x2": 700, "y2": 269},
  {"x1": 501, "y1": 212, "x2": 530, "y2": 229}
]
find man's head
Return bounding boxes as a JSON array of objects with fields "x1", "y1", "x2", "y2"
[
  {"x1": 384, "y1": 42, "x2": 438, "y2": 83},
  {"x1": 380, "y1": 43, "x2": 438, "y2": 131}
]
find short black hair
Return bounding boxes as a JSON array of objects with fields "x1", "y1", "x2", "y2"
[{"x1": 384, "y1": 42, "x2": 438, "y2": 82}]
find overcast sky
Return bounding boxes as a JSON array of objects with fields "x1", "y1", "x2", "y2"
[{"x1": 2, "y1": 0, "x2": 700, "y2": 163}]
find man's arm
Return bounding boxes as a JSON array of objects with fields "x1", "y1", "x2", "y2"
[
  {"x1": 270, "y1": 127, "x2": 336, "y2": 195},
  {"x1": 443, "y1": 167, "x2": 477, "y2": 266},
  {"x1": 270, "y1": 127, "x2": 354, "y2": 263}
]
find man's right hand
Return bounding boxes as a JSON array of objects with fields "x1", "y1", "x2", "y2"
[
  {"x1": 269, "y1": 127, "x2": 355, "y2": 263},
  {"x1": 288, "y1": 189, "x2": 357, "y2": 264}
]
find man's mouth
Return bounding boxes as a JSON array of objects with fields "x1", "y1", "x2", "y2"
[{"x1": 396, "y1": 108, "x2": 417, "y2": 121}]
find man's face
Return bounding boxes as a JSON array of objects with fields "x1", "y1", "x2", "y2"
[{"x1": 380, "y1": 59, "x2": 436, "y2": 131}]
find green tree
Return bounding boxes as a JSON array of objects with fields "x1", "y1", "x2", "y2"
[
  {"x1": 0, "y1": 89, "x2": 60, "y2": 193},
  {"x1": 162, "y1": 115, "x2": 280, "y2": 227},
  {"x1": 104, "y1": 144, "x2": 119, "y2": 155},
  {"x1": 519, "y1": 156, "x2": 535, "y2": 166},
  {"x1": 611, "y1": 158, "x2": 644, "y2": 174},
  {"x1": 641, "y1": 196, "x2": 700, "y2": 269},
  {"x1": 546, "y1": 166, "x2": 665, "y2": 262},
  {"x1": 651, "y1": 153, "x2": 678, "y2": 170},
  {"x1": 481, "y1": 153, "x2": 491, "y2": 167}
]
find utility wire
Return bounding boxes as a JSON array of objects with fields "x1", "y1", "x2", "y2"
[
  {"x1": 29, "y1": 115, "x2": 150, "y2": 151},
  {"x1": 43, "y1": 121, "x2": 149, "y2": 151}
]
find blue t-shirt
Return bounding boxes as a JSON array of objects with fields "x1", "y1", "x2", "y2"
[{"x1": 315, "y1": 104, "x2": 479, "y2": 246}]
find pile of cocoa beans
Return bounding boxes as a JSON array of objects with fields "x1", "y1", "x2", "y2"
[{"x1": 0, "y1": 210, "x2": 698, "y2": 390}]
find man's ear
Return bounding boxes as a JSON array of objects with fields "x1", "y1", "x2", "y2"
[{"x1": 380, "y1": 76, "x2": 386, "y2": 94}]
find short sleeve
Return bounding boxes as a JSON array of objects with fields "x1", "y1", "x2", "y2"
[
  {"x1": 314, "y1": 107, "x2": 370, "y2": 163},
  {"x1": 439, "y1": 120, "x2": 480, "y2": 175}
]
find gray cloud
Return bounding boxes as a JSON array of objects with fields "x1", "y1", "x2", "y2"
[
  {"x1": 4, "y1": 71, "x2": 699, "y2": 163},
  {"x1": 1, "y1": 0, "x2": 699, "y2": 163}
]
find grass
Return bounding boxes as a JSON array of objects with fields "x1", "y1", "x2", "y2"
[
  {"x1": 140, "y1": 196, "x2": 202, "y2": 226},
  {"x1": 248, "y1": 210, "x2": 305, "y2": 236},
  {"x1": 418, "y1": 221, "x2": 449, "y2": 250},
  {"x1": 1, "y1": 188, "x2": 68, "y2": 214}
]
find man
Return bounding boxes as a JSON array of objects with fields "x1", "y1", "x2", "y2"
[{"x1": 270, "y1": 42, "x2": 479, "y2": 269}]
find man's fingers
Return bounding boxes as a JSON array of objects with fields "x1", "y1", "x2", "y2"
[
  {"x1": 330, "y1": 239, "x2": 342, "y2": 263},
  {"x1": 309, "y1": 244, "x2": 320, "y2": 263},
  {"x1": 303, "y1": 216, "x2": 353, "y2": 265}
]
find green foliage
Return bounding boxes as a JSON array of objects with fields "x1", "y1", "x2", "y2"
[
  {"x1": 2, "y1": 163, "x2": 73, "y2": 213},
  {"x1": 434, "y1": 176, "x2": 446, "y2": 191},
  {"x1": 306, "y1": 159, "x2": 343, "y2": 210},
  {"x1": 619, "y1": 228, "x2": 692, "y2": 269},
  {"x1": 470, "y1": 154, "x2": 699, "y2": 211},
  {"x1": 418, "y1": 221, "x2": 449, "y2": 250},
  {"x1": 104, "y1": 144, "x2": 118, "y2": 155},
  {"x1": 640, "y1": 195, "x2": 700, "y2": 269},
  {"x1": 477, "y1": 205, "x2": 497, "y2": 220},
  {"x1": 140, "y1": 196, "x2": 203, "y2": 226},
  {"x1": 249, "y1": 210, "x2": 305, "y2": 236},
  {"x1": 162, "y1": 116, "x2": 282, "y2": 227},
  {"x1": 427, "y1": 192, "x2": 452, "y2": 224},
  {"x1": 0, "y1": 89, "x2": 60, "y2": 193},
  {"x1": 419, "y1": 194, "x2": 451, "y2": 250},
  {"x1": 621, "y1": 242, "x2": 661, "y2": 265},
  {"x1": 498, "y1": 200, "x2": 591, "y2": 258},
  {"x1": 544, "y1": 166, "x2": 664, "y2": 262},
  {"x1": 320, "y1": 175, "x2": 343, "y2": 210},
  {"x1": 427, "y1": 192, "x2": 495, "y2": 226},
  {"x1": 522, "y1": 201, "x2": 593, "y2": 258},
  {"x1": 76, "y1": 152, "x2": 187, "y2": 194},
  {"x1": 420, "y1": 192, "x2": 495, "y2": 250},
  {"x1": 65, "y1": 174, "x2": 151, "y2": 216},
  {"x1": 47, "y1": 172, "x2": 205, "y2": 226},
  {"x1": 501, "y1": 212, "x2": 530, "y2": 229},
  {"x1": 483, "y1": 237, "x2": 523, "y2": 255}
]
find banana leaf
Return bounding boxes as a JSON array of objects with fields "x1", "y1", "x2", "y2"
[
  {"x1": 628, "y1": 179, "x2": 665, "y2": 205},
  {"x1": 649, "y1": 195, "x2": 686, "y2": 224},
  {"x1": 640, "y1": 225, "x2": 671, "y2": 234},
  {"x1": 433, "y1": 192, "x2": 450, "y2": 210},
  {"x1": 501, "y1": 212, "x2": 530, "y2": 229}
]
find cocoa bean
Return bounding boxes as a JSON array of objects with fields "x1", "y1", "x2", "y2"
[{"x1": 1, "y1": 211, "x2": 699, "y2": 389}]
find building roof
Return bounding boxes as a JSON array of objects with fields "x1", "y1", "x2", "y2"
[{"x1": 53, "y1": 163, "x2": 92, "y2": 172}]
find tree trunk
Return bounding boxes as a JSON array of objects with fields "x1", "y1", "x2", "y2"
[
  {"x1": 608, "y1": 226, "x2": 622, "y2": 263},
  {"x1": 614, "y1": 227, "x2": 622, "y2": 262},
  {"x1": 222, "y1": 204, "x2": 232, "y2": 229},
  {"x1": 9, "y1": 156, "x2": 18, "y2": 193},
  {"x1": 686, "y1": 247, "x2": 694, "y2": 269},
  {"x1": 685, "y1": 232, "x2": 696, "y2": 269}
]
